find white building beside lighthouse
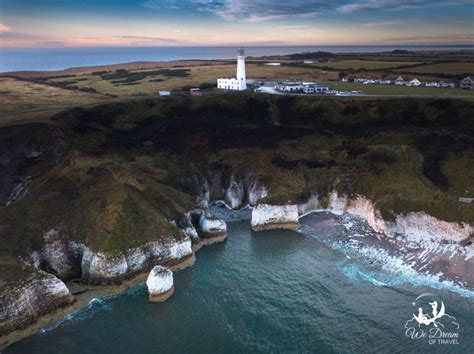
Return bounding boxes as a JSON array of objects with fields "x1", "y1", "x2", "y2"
[{"x1": 217, "y1": 48, "x2": 247, "y2": 91}]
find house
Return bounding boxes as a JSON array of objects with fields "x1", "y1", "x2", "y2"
[
  {"x1": 190, "y1": 88, "x2": 202, "y2": 96},
  {"x1": 314, "y1": 85, "x2": 329, "y2": 93},
  {"x1": 159, "y1": 90, "x2": 171, "y2": 96},
  {"x1": 277, "y1": 81, "x2": 303, "y2": 92},
  {"x1": 439, "y1": 81, "x2": 456, "y2": 88},
  {"x1": 460, "y1": 76, "x2": 473, "y2": 89},
  {"x1": 406, "y1": 78, "x2": 421, "y2": 87},
  {"x1": 395, "y1": 76, "x2": 405, "y2": 86},
  {"x1": 303, "y1": 86, "x2": 315, "y2": 94},
  {"x1": 265, "y1": 62, "x2": 281, "y2": 66},
  {"x1": 425, "y1": 82, "x2": 439, "y2": 88}
]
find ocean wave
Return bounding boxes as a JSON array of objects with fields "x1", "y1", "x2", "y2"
[
  {"x1": 39, "y1": 297, "x2": 113, "y2": 334},
  {"x1": 300, "y1": 213, "x2": 474, "y2": 298}
]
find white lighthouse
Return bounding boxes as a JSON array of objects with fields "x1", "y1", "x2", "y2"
[{"x1": 217, "y1": 47, "x2": 247, "y2": 91}]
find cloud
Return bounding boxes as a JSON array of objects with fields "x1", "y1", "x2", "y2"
[
  {"x1": 0, "y1": 23, "x2": 12, "y2": 33},
  {"x1": 142, "y1": 0, "x2": 329, "y2": 21},
  {"x1": 361, "y1": 20, "x2": 399, "y2": 27},
  {"x1": 141, "y1": 0, "x2": 472, "y2": 22},
  {"x1": 337, "y1": 0, "x2": 471, "y2": 13},
  {"x1": 114, "y1": 35, "x2": 181, "y2": 44}
]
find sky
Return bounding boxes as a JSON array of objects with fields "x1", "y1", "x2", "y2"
[{"x1": 0, "y1": 0, "x2": 473, "y2": 47}]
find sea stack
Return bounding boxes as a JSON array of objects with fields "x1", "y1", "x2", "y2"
[
  {"x1": 146, "y1": 266, "x2": 174, "y2": 302},
  {"x1": 251, "y1": 204, "x2": 299, "y2": 231}
]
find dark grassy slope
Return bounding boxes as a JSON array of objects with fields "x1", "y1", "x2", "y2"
[
  {"x1": 1, "y1": 94, "x2": 473, "y2": 282},
  {"x1": 53, "y1": 94, "x2": 473, "y2": 218}
]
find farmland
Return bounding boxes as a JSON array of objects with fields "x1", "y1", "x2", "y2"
[
  {"x1": 394, "y1": 62, "x2": 474, "y2": 75},
  {"x1": 1, "y1": 49, "x2": 473, "y2": 128},
  {"x1": 314, "y1": 59, "x2": 421, "y2": 70},
  {"x1": 323, "y1": 81, "x2": 474, "y2": 97}
]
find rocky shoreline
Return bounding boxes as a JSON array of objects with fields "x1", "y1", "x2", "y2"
[
  {"x1": 0, "y1": 228, "x2": 230, "y2": 350},
  {"x1": 2, "y1": 173, "x2": 474, "y2": 343}
]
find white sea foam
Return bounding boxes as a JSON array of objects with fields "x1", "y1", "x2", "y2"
[{"x1": 299, "y1": 213, "x2": 474, "y2": 298}]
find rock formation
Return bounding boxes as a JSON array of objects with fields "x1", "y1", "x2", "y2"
[
  {"x1": 146, "y1": 266, "x2": 174, "y2": 302},
  {"x1": 0, "y1": 269, "x2": 74, "y2": 336},
  {"x1": 251, "y1": 204, "x2": 299, "y2": 231},
  {"x1": 225, "y1": 177, "x2": 245, "y2": 209},
  {"x1": 298, "y1": 192, "x2": 474, "y2": 243},
  {"x1": 79, "y1": 238, "x2": 193, "y2": 284},
  {"x1": 198, "y1": 214, "x2": 228, "y2": 239}
]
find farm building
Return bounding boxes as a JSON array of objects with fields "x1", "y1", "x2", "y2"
[
  {"x1": 406, "y1": 78, "x2": 421, "y2": 87},
  {"x1": 460, "y1": 76, "x2": 473, "y2": 89},
  {"x1": 395, "y1": 76, "x2": 405, "y2": 86},
  {"x1": 190, "y1": 88, "x2": 202, "y2": 96}
]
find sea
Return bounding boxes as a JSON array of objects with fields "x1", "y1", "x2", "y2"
[
  {"x1": 4, "y1": 206, "x2": 474, "y2": 354},
  {"x1": 0, "y1": 45, "x2": 473, "y2": 73}
]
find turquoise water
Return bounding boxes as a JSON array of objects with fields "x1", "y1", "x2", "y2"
[{"x1": 5, "y1": 212, "x2": 474, "y2": 353}]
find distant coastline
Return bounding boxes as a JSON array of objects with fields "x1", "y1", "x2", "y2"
[{"x1": 1, "y1": 45, "x2": 473, "y2": 73}]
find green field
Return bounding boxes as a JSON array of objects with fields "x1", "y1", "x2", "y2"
[
  {"x1": 315, "y1": 59, "x2": 419, "y2": 70},
  {"x1": 395, "y1": 62, "x2": 474, "y2": 75},
  {"x1": 325, "y1": 81, "x2": 474, "y2": 98}
]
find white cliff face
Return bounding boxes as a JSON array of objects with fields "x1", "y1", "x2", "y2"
[
  {"x1": 168, "y1": 239, "x2": 193, "y2": 259},
  {"x1": 125, "y1": 248, "x2": 149, "y2": 272},
  {"x1": 225, "y1": 177, "x2": 245, "y2": 209},
  {"x1": 199, "y1": 214, "x2": 227, "y2": 238},
  {"x1": 388, "y1": 213, "x2": 474, "y2": 242},
  {"x1": 181, "y1": 226, "x2": 200, "y2": 241},
  {"x1": 27, "y1": 227, "x2": 75, "y2": 279},
  {"x1": 146, "y1": 266, "x2": 173, "y2": 299},
  {"x1": 302, "y1": 191, "x2": 474, "y2": 243},
  {"x1": 345, "y1": 195, "x2": 387, "y2": 235},
  {"x1": 297, "y1": 195, "x2": 319, "y2": 215},
  {"x1": 80, "y1": 237, "x2": 192, "y2": 283},
  {"x1": 0, "y1": 271, "x2": 74, "y2": 336},
  {"x1": 81, "y1": 249, "x2": 128, "y2": 281},
  {"x1": 179, "y1": 213, "x2": 200, "y2": 241},
  {"x1": 248, "y1": 180, "x2": 268, "y2": 206},
  {"x1": 327, "y1": 192, "x2": 349, "y2": 215},
  {"x1": 251, "y1": 204, "x2": 299, "y2": 231}
]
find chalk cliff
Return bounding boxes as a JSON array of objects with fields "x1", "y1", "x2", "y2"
[
  {"x1": 0, "y1": 268, "x2": 74, "y2": 337},
  {"x1": 251, "y1": 204, "x2": 299, "y2": 231}
]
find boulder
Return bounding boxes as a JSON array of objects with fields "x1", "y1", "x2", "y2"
[
  {"x1": 251, "y1": 204, "x2": 299, "y2": 231},
  {"x1": 146, "y1": 266, "x2": 174, "y2": 302}
]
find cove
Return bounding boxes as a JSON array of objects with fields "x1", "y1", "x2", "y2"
[{"x1": 5, "y1": 212, "x2": 474, "y2": 354}]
